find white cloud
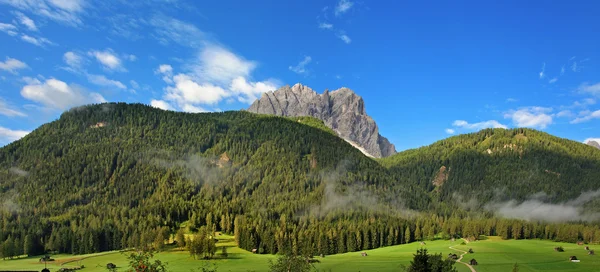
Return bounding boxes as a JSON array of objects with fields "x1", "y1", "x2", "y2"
[
  {"x1": 539, "y1": 62, "x2": 545, "y2": 79},
  {"x1": 556, "y1": 110, "x2": 573, "y2": 118},
  {"x1": 130, "y1": 80, "x2": 139, "y2": 89},
  {"x1": 21, "y1": 34, "x2": 54, "y2": 47},
  {"x1": 127, "y1": 54, "x2": 136, "y2": 61},
  {"x1": 453, "y1": 120, "x2": 508, "y2": 130},
  {"x1": 190, "y1": 45, "x2": 256, "y2": 85},
  {"x1": 86, "y1": 74, "x2": 126, "y2": 89},
  {"x1": 445, "y1": 128, "x2": 455, "y2": 134},
  {"x1": 63, "y1": 51, "x2": 83, "y2": 68},
  {"x1": 0, "y1": 126, "x2": 29, "y2": 143},
  {"x1": 150, "y1": 99, "x2": 174, "y2": 111},
  {"x1": 181, "y1": 103, "x2": 206, "y2": 113},
  {"x1": 506, "y1": 98, "x2": 518, "y2": 103},
  {"x1": 165, "y1": 74, "x2": 229, "y2": 105},
  {"x1": 89, "y1": 49, "x2": 124, "y2": 71},
  {"x1": 14, "y1": 11, "x2": 37, "y2": 31},
  {"x1": 560, "y1": 65, "x2": 565, "y2": 76},
  {"x1": 319, "y1": 23, "x2": 333, "y2": 29},
  {"x1": 571, "y1": 110, "x2": 600, "y2": 124},
  {"x1": 505, "y1": 107, "x2": 553, "y2": 129},
  {"x1": 155, "y1": 64, "x2": 173, "y2": 83},
  {"x1": 20, "y1": 78, "x2": 105, "y2": 110},
  {"x1": 0, "y1": 0, "x2": 85, "y2": 26},
  {"x1": 334, "y1": 0, "x2": 354, "y2": 16},
  {"x1": 549, "y1": 77, "x2": 557, "y2": 84},
  {"x1": 230, "y1": 76, "x2": 277, "y2": 104},
  {"x1": 288, "y1": 56, "x2": 312, "y2": 74},
  {"x1": 337, "y1": 33, "x2": 351, "y2": 44},
  {"x1": 0, "y1": 57, "x2": 28, "y2": 74},
  {"x1": 149, "y1": 17, "x2": 279, "y2": 112},
  {"x1": 0, "y1": 98, "x2": 26, "y2": 117},
  {"x1": 0, "y1": 22, "x2": 18, "y2": 36},
  {"x1": 578, "y1": 82, "x2": 600, "y2": 97}
]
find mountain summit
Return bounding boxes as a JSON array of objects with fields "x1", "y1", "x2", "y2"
[
  {"x1": 586, "y1": 140, "x2": 600, "y2": 149},
  {"x1": 248, "y1": 83, "x2": 396, "y2": 158}
]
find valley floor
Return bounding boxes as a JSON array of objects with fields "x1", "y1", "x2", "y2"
[{"x1": 1, "y1": 236, "x2": 598, "y2": 272}]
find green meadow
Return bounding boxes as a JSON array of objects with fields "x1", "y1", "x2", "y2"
[{"x1": 1, "y1": 236, "x2": 598, "y2": 272}]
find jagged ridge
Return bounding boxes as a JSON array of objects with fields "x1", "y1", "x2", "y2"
[{"x1": 247, "y1": 83, "x2": 396, "y2": 158}]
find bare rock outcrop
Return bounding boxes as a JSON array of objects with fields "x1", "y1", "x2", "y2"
[{"x1": 247, "y1": 83, "x2": 396, "y2": 158}]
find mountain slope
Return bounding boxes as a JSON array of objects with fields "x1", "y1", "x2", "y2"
[
  {"x1": 247, "y1": 83, "x2": 396, "y2": 158},
  {"x1": 381, "y1": 128, "x2": 600, "y2": 204},
  {"x1": 0, "y1": 103, "x2": 422, "y2": 255}
]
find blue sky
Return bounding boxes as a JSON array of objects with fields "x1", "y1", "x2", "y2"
[{"x1": 0, "y1": 0, "x2": 599, "y2": 151}]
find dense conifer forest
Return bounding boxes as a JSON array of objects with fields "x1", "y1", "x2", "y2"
[{"x1": 1, "y1": 103, "x2": 599, "y2": 259}]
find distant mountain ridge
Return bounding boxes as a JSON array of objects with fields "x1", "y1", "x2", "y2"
[
  {"x1": 587, "y1": 140, "x2": 600, "y2": 149},
  {"x1": 247, "y1": 83, "x2": 396, "y2": 158}
]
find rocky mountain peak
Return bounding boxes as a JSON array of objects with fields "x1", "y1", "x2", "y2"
[
  {"x1": 587, "y1": 140, "x2": 600, "y2": 149},
  {"x1": 247, "y1": 84, "x2": 396, "y2": 158}
]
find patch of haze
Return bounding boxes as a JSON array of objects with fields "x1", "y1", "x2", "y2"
[
  {"x1": 9, "y1": 167, "x2": 28, "y2": 177},
  {"x1": 485, "y1": 189, "x2": 600, "y2": 222},
  {"x1": 145, "y1": 150, "x2": 228, "y2": 186},
  {"x1": 1, "y1": 192, "x2": 20, "y2": 213},
  {"x1": 308, "y1": 160, "x2": 417, "y2": 218}
]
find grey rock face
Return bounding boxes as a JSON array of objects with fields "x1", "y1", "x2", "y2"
[
  {"x1": 247, "y1": 83, "x2": 396, "y2": 158},
  {"x1": 587, "y1": 140, "x2": 600, "y2": 149}
]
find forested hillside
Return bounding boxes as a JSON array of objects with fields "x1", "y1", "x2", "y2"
[
  {"x1": 381, "y1": 128, "x2": 600, "y2": 204},
  {"x1": 1, "y1": 103, "x2": 600, "y2": 259},
  {"x1": 0, "y1": 103, "x2": 426, "y2": 257}
]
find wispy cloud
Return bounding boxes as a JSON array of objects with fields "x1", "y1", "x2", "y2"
[
  {"x1": 288, "y1": 56, "x2": 312, "y2": 74},
  {"x1": 556, "y1": 110, "x2": 574, "y2": 118},
  {"x1": 570, "y1": 110, "x2": 600, "y2": 124},
  {"x1": 0, "y1": 98, "x2": 26, "y2": 117},
  {"x1": 63, "y1": 51, "x2": 84, "y2": 68},
  {"x1": 86, "y1": 74, "x2": 126, "y2": 89},
  {"x1": 548, "y1": 77, "x2": 557, "y2": 84},
  {"x1": 0, "y1": 57, "x2": 28, "y2": 74},
  {"x1": 334, "y1": 0, "x2": 354, "y2": 16},
  {"x1": 318, "y1": 23, "x2": 333, "y2": 29},
  {"x1": 504, "y1": 107, "x2": 553, "y2": 129},
  {"x1": 452, "y1": 120, "x2": 508, "y2": 130},
  {"x1": 578, "y1": 82, "x2": 600, "y2": 97},
  {"x1": 13, "y1": 11, "x2": 37, "y2": 31},
  {"x1": 506, "y1": 98, "x2": 518, "y2": 103},
  {"x1": 0, "y1": 0, "x2": 86, "y2": 26},
  {"x1": 337, "y1": 33, "x2": 351, "y2": 44},
  {"x1": 560, "y1": 65, "x2": 565, "y2": 76},
  {"x1": 0, "y1": 126, "x2": 29, "y2": 144},
  {"x1": 0, "y1": 22, "x2": 18, "y2": 36},
  {"x1": 539, "y1": 62, "x2": 545, "y2": 79},
  {"x1": 21, "y1": 34, "x2": 54, "y2": 47},
  {"x1": 445, "y1": 128, "x2": 455, "y2": 134},
  {"x1": 149, "y1": 14, "x2": 207, "y2": 48}
]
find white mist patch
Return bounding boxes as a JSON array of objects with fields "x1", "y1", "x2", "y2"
[
  {"x1": 147, "y1": 151, "x2": 229, "y2": 185},
  {"x1": 9, "y1": 167, "x2": 29, "y2": 177},
  {"x1": 308, "y1": 160, "x2": 415, "y2": 218},
  {"x1": 1, "y1": 192, "x2": 20, "y2": 213},
  {"x1": 486, "y1": 189, "x2": 600, "y2": 222}
]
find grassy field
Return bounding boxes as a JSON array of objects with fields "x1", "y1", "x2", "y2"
[{"x1": 1, "y1": 236, "x2": 598, "y2": 272}]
